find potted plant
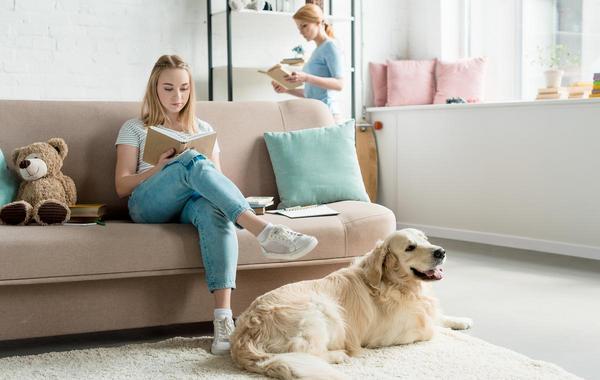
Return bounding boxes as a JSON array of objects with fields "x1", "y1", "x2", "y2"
[
  {"x1": 533, "y1": 44, "x2": 580, "y2": 88},
  {"x1": 292, "y1": 45, "x2": 304, "y2": 59}
]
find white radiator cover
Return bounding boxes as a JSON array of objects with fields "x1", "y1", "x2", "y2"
[{"x1": 368, "y1": 99, "x2": 600, "y2": 260}]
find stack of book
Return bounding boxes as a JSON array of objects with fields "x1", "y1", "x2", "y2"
[
  {"x1": 567, "y1": 82, "x2": 592, "y2": 99},
  {"x1": 246, "y1": 196, "x2": 274, "y2": 215},
  {"x1": 591, "y1": 73, "x2": 600, "y2": 99},
  {"x1": 535, "y1": 87, "x2": 567, "y2": 100},
  {"x1": 280, "y1": 57, "x2": 305, "y2": 66},
  {"x1": 68, "y1": 203, "x2": 107, "y2": 224}
]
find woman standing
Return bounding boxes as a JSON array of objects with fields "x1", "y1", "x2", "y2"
[{"x1": 272, "y1": 4, "x2": 345, "y2": 121}]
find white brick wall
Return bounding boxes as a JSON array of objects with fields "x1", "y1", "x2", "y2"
[
  {"x1": 0, "y1": 0, "x2": 208, "y2": 100},
  {"x1": 1, "y1": 0, "x2": 410, "y2": 108}
]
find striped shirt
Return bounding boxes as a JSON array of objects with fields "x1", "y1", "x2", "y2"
[{"x1": 115, "y1": 117, "x2": 220, "y2": 174}]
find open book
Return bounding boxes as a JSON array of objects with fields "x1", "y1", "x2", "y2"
[
  {"x1": 258, "y1": 64, "x2": 303, "y2": 90},
  {"x1": 142, "y1": 126, "x2": 217, "y2": 165},
  {"x1": 267, "y1": 204, "x2": 339, "y2": 219}
]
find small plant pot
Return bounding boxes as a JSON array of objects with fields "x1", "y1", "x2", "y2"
[{"x1": 544, "y1": 69, "x2": 564, "y2": 88}]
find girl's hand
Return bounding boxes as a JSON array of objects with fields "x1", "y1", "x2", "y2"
[
  {"x1": 157, "y1": 148, "x2": 176, "y2": 166},
  {"x1": 285, "y1": 71, "x2": 309, "y2": 83},
  {"x1": 271, "y1": 81, "x2": 288, "y2": 93}
]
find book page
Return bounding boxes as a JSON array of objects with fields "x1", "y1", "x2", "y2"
[
  {"x1": 151, "y1": 126, "x2": 213, "y2": 142},
  {"x1": 186, "y1": 132, "x2": 217, "y2": 158},
  {"x1": 142, "y1": 127, "x2": 186, "y2": 165},
  {"x1": 267, "y1": 205, "x2": 339, "y2": 219}
]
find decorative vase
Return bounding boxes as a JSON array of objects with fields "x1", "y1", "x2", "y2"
[{"x1": 544, "y1": 69, "x2": 564, "y2": 88}]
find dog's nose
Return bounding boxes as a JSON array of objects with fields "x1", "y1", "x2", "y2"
[
  {"x1": 19, "y1": 160, "x2": 30, "y2": 169},
  {"x1": 433, "y1": 248, "x2": 446, "y2": 259}
]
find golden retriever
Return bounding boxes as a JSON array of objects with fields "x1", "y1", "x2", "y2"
[{"x1": 230, "y1": 228, "x2": 473, "y2": 380}]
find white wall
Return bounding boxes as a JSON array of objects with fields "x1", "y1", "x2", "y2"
[
  {"x1": 369, "y1": 99, "x2": 600, "y2": 260},
  {"x1": 0, "y1": 0, "x2": 208, "y2": 101},
  {"x1": 469, "y1": 0, "x2": 521, "y2": 101},
  {"x1": 360, "y1": 0, "x2": 409, "y2": 111},
  {"x1": 406, "y1": 0, "x2": 441, "y2": 59},
  {"x1": 0, "y1": 0, "x2": 411, "y2": 117}
]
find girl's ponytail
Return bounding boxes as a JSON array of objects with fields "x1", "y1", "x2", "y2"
[{"x1": 324, "y1": 21, "x2": 334, "y2": 38}]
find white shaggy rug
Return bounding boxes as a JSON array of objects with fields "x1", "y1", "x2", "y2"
[{"x1": 0, "y1": 328, "x2": 581, "y2": 380}]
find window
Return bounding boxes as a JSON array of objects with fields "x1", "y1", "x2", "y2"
[{"x1": 467, "y1": 0, "x2": 600, "y2": 101}]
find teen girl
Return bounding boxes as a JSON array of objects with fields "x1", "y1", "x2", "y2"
[{"x1": 114, "y1": 55, "x2": 318, "y2": 355}]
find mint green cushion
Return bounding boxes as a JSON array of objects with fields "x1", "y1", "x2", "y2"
[
  {"x1": 0, "y1": 149, "x2": 18, "y2": 206},
  {"x1": 264, "y1": 120, "x2": 370, "y2": 209}
]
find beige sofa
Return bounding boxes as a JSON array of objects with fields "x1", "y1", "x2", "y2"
[{"x1": 0, "y1": 98, "x2": 396, "y2": 341}]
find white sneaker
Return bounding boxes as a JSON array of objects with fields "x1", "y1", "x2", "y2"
[
  {"x1": 259, "y1": 225, "x2": 318, "y2": 260},
  {"x1": 211, "y1": 316, "x2": 235, "y2": 355}
]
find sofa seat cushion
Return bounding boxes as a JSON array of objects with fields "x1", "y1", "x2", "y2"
[{"x1": 0, "y1": 201, "x2": 395, "y2": 283}]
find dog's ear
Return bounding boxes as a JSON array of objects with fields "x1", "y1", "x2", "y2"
[
  {"x1": 363, "y1": 240, "x2": 389, "y2": 288},
  {"x1": 405, "y1": 228, "x2": 428, "y2": 241}
]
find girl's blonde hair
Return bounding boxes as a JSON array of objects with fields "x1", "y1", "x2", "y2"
[
  {"x1": 293, "y1": 4, "x2": 334, "y2": 39},
  {"x1": 141, "y1": 55, "x2": 197, "y2": 133}
]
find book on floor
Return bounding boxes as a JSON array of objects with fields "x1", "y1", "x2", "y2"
[
  {"x1": 267, "y1": 204, "x2": 339, "y2": 219},
  {"x1": 142, "y1": 126, "x2": 217, "y2": 165},
  {"x1": 258, "y1": 64, "x2": 303, "y2": 90}
]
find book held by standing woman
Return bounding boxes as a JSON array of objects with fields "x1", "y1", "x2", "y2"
[{"x1": 258, "y1": 64, "x2": 303, "y2": 90}]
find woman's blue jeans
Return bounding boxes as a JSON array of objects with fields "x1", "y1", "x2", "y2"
[{"x1": 128, "y1": 150, "x2": 251, "y2": 292}]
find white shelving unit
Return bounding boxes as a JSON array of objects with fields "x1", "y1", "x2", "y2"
[{"x1": 207, "y1": 0, "x2": 356, "y2": 119}]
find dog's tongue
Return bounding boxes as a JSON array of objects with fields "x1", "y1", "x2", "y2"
[{"x1": 424, "y1": 267, "x2": 444, "y2": 280}]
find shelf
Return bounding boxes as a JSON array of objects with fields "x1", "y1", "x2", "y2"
[
  {"x1": 212, "y1": 9, "x2": 353, "y2": 22},
  {"x1": 213, "y1": 65, "x2": 267, "y2": 71},
  {"x1": 556, "y1": 31, "x2": 600, "y2": 38},
  {"x1": 213, "y1": 65, "x2": 356, "y2": 72}
]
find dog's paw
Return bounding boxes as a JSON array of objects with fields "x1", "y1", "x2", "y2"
[
  {"x1": 326, "y1": 350, "x2": 350, "y2": 364},
  {"x1": 443, "y1": 316, "x2": 474, "y2": 330}
]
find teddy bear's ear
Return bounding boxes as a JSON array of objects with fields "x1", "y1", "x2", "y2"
[
  {"x1": 47, "y1": 138, "x2": 68, "y2": 159},
  {"x1": 11, "y1": 148, "x2": 21, "y2": 167}
]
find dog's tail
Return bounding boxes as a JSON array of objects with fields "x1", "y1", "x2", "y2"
[{"x1": 231, "y1": 332, "x2": 346, "y2": 380}]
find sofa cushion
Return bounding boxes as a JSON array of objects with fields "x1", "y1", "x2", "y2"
[
  {"x1": 0, "y1": 149, "x2": 18, "y2": 206},
  {"x1": 264, "y1": 120, "x2": 370, "y2": 209},
  {"x1": 0, "y1": 201, "x2": 395, "y2": 283}
]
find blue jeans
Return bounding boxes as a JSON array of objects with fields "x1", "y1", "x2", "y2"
[{"x1": 128, "y1": 150, "x2": 252, "y2": 292}]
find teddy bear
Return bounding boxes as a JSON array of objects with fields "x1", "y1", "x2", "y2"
[{"x1": 0, "y1": 138, "x2": 77, "y2": 226}]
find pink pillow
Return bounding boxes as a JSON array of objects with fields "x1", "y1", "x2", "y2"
[
  {"x1": 369, "y1": 62, "x2": 387, "y2": 107},
  {"x1": 433, "y1": 57, "x2": 487, "y2": 104},
  {"x1": 386, "y1": 59, "x2": 436, "y2": 106}
]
